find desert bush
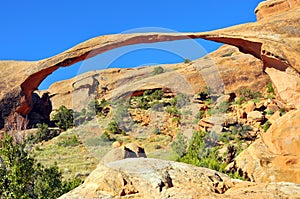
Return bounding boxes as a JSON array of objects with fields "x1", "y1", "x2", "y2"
[
  {"x1": 179, "y1": 131, "x2": 226, "y2": 173},
  {"x1": 266, "y1": 82, "x2": 275, "y2": 94},
  {"x1": 152, "y1": 66, "x2": 164, "y2": 75},
  {"x1": 184, "y1": 58, "x2": 192, "y2": 63},
  {"x1": 166, "y1": 106, "x2": 181, "y2": 117},
  {"x1": 0, "y1": 134, "x2": 81, "y2": 198},
  {"x1": 26, "y1": 123, "x2": 59, "y2": 144},
  {"x1": 237, "y1": 88, "x2": 262, "y2": 101},
  {"x1": 52, "y1": 105, "x2": 74, "y2": 131},
  {"x1": 57, "y1": 135, "x2": 81, "y2": 147},
  {"x1": 263, "y1": 121, "x2": 271, "y2": 132},
  {"x1": 106, "y1": 119, "x2": 125, "y2": 135},
  {"x1": 100, "y1": 131, "x2": 116, "y2": 143},
  {"x1": 195, "y1": 110, "x2": 205, "y2": 120},
  {"x1": 170, "y1": 132, "x2": 187, "y2": 158}
]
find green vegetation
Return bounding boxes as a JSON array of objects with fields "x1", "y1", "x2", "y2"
[
  {"x1": 179, "y1": 131, "x2": 226, "y2": 173},
  {"x1": 166, "y1": 106, "x2": 181, "y2": 117},
  {"x1": 0, "y1": 134, "x2": 81, "y2": 198},
  {"x1": 237, "y1": 88, "x2": 262, "y2": 101},
  {"x1": 266, "y1": 82, "x2": 275, "y2": 94},
  {"x1": 88, "y1": 98, "x2": 110, "y2": 117},
  {"x1": 74, "y1": 99, "x2": 110, "y2": 125},
  {"x1": 170, "y1": 132, "x2": 187, "y2": 158},
  {"x1": 220, "y1": 123, "x2": 253, "y2": 144},
  {"x1": 131, "y1": 89, "x2": 164, "y2": 110},
  {"x1": 172, "y1": 126, "x2": 250, "y2": 180},
  {"x1": 152, "y1": 127, "x2": 160, "y2": 135},
  {"x1": 52, "y1": 105, "x2": 74, "y2": 131},
  {"x1": 184, "y1": 58, "x2": 192, "y2": 63},
  {"x1": 263, "y1": 121, "x2": 271, "y2": 132},
  {"x1": 279, "y1": 108, "x2": 286, "y2": 116},
  {"x1": 26, "y1": 123, "x2": 59, "y2": 144},
  {"x1": 152, "y1": 66, "x2": 164, "y2": 75},
  {"x1": 57, "y1": 135, "x2": 81, "y2": 147},
  {"x1": 221, "y1": 51, "x2": 234, "y2": 57},
  {"x1": 195, "y1": 110, "x2": 205, "y2": 120},
  {"x1": 106, "y1": 119, "x2": 126, "y2": 135},
  {"x1": 170, "y1": 93, "x2": 190, "y2": 108}
]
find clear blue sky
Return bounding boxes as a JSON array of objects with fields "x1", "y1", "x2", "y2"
[{"x1": 0, "y1": 0, "x2": 263, "y2": 89}]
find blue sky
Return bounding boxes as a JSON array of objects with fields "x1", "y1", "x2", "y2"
[{"x1": 0, "y1": 0, "x2": 263, "y2": 89}]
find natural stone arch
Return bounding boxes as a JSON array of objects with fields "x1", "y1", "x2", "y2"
[{"x1": 1, "y1": 4, "x2": 300, "y2": 128}]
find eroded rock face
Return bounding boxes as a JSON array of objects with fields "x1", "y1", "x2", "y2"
[
  {"x1": 232, "y1": 110, "x2": 300, "y2": 184},
  {"x1": 59, "y1": 158, "x2": 300, "y2": 199}
]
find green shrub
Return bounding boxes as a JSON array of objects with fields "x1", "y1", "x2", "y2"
[
  {"x1": 267, "y1": 94, "x2": 275, "y2": 99},
  {"x1": 57, "y1": 136, "x2": 81, "y2": 147},
  {"x1": 152, "y1": 127, "x2": 160, "y2": 135},
  {"x1": 26, "y1": 123, "x2": 59, "y2": 144},
  {"x1": 106, "y1": 119, "x2": 125, "y2": 135},
  {"x1": 221, "y1": 51, "x2": 234, "y2": 57},
  {"x1": 266, "y1": 110, "x2": 274, "y2": 115},
  {"x1": 263, "y1": 121, "x2": 271, "y2": 132},
  {"x1": 152, "y1": 66, "x2": 164, "y2": 75},
  {"x1": 179, "y1": 130, "x2": 226, "y2": 171},
  {"x1": 87, "y1": 98, "x2": 110, "y2": 117},
  {"x1": 175, "y1": 93, "x2": 190, "y2": 108},
  {"x1": 150, "y1": 90, "x2": 164, "y2": 100},
  {"x1": 100, "y1": 131, "x2": 116, "y2": 143},
  {"x1": 279, "y1": 108, "x2": 286, "y2": 116},
  {"x1": 135, "y1": 96, "x2": 151, "y2": 109},
  {"x1": 170, "y1": 132, "x2": 187, "y2": 158},
  {"x1": 52, "y1": 105, "x2": 74, "y2": 131},
  {"x1": 195, "y1": 110, "x2": 205, "y2": 120},
  {"x1": 237, "y1": 88, "x2": 262, "y2": 101},
  {"x1": 184, "y1": 58, "x2": 192, "y2": 63},
  {"x1": 214, "y1": 101, "x2": 230, "y2": 114},
  {"x1": 151, "y1": 101, "x2": 164, "y2": 112},
  {"x1": 266, "y1": 82, "x2": 275, "y2": 94},
  {"x1": 166, "y1": 106, "x2": 181, "y2": 117},
  {"x1": 0, "y1": 134, "x2": 81, "y2": 198}
]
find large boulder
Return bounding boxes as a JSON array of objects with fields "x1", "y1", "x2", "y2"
[{"x1": 59, "y1": 158, "x2": 300, "y2": 199}]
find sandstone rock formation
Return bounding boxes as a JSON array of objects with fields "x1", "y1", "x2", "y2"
[
  {"x1": 59, "y1": 158, "x2": 300, "y2": 199},
  {"x1": 232, "y1": 110, "x2": 300, "y2": 184}
]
